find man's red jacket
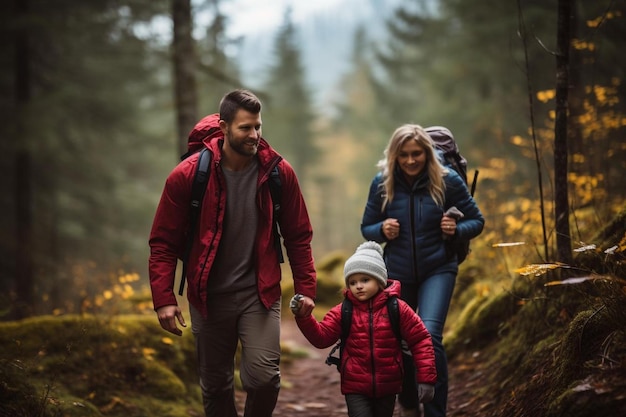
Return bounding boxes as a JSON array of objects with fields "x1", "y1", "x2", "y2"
[{"x1": 148, "y1": 130, "x2": 316, "y2": 317}]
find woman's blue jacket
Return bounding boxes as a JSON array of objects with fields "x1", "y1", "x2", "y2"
[{"x1": 361, "y1": 168, "x2": 484, "y2": 284}]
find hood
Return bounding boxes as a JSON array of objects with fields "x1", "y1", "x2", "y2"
[{"x1": 385, "y1": 279, "x2": 401, "y2": 297}]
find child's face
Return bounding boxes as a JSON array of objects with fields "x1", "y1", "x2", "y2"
[{"x1": 347, "y1": 273, "x2": 382, "y2": 302}]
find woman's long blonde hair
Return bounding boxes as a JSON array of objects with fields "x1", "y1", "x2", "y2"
[{"x1": 377, "y1": 124, "x2": 448, "y2": 211}]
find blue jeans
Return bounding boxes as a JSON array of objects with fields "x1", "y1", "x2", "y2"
[{"x1": 397, "y1": 270, "x2": 456, "y2": 417}]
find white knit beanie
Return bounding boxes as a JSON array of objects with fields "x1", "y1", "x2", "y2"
[{"x1": 344, "y1": 241, "x2": 388, "y2": 288}]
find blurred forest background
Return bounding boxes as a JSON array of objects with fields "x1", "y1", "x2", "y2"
[{"x1": 1, "y1": 0, "x2": 624, "y2": 319}]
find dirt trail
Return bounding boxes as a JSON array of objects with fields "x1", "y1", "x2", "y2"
[{"x1": 233, "y1": 317, "x2": 489, "y2": 416}]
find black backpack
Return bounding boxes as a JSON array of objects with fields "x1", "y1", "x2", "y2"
[
  {"x1": 425, "y1": 126, "x2": 478, "y2": 264},
  {"x1": 177, "y1": 114, "x2": 283, "y2": 296},
  {"x1": 325, "y1": 296, "x2": 402, "y2": 371}
]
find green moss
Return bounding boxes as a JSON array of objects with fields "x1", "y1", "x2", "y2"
[
  {"x1": 0, "y1": 315, "x2": 202, "y2": 417},
  {"x1": 1, "y1": 312, "x2": 322, "y2": 416},
  {"x1": 482, "y1": 278, "x2": 626, "y2": 417},
  {"x1": 316, "y1": 250, "x2": 347, "y2": 274},
  {"x1": 446, "y1": 289, "x2": 521, "y2": 358},
  {"x1": 0, "y1": 358, "x2": 46, "y2": 417}
]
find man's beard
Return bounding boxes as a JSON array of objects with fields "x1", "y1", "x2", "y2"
[{"x1": 226, "y1": 132, "x2": 258, "y2": 157}]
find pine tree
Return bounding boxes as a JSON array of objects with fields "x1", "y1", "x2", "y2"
[
  {"x1": 196, "y1": 0, "x2": 243, "y2": 113},
  {"x1": 262, "y1": 8, "x2": 318, "y2": 181},
  {"x1": 0, "y1": 0, "x2": 172, "y2": 316}
]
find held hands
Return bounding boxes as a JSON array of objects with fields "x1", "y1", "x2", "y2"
[
  {"x1": 156, "y1": 305, "x2": 186, "y2": 336},
  {"x1": 289, "y1": 294, "x2": 315, "y2": 317},
  {"x1": 418, "y1": 383, "x2": 435, "y2": 403}
]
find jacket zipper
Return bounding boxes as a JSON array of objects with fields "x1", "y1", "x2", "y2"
[
  {"x1": 409, "y1": 190, "x2": 419, "y2": 280},
  {"x1": 369, "y1": 302, "x2": 377, "y2": 398}
]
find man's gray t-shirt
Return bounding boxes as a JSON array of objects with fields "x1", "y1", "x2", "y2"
[{"x1": 207, "y1": 159, "x2": 259, "y2": 293}]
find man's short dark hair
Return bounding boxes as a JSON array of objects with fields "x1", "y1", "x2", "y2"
[{"x1": 219, "y1": 89, "x2": 262, "y2": 123}]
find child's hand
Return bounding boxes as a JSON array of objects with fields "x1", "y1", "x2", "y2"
[
  {"x1": 289, "y1": 294, "x2": 304, "y2": 315},
  {"x1": 418, "y1": 383, "x2": 435, "y2": 403},
  {"x1": 289, "y1": 294, "x2": 314, "y2": 317}
]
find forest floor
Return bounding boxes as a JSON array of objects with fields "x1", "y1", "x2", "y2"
[{"x1": 235, "y1": 316, "x2": 495, "y2": 417}]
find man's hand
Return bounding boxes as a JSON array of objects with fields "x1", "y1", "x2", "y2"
[{"x1": 156, "y1": 305, "x2": 186, "y2": 336}]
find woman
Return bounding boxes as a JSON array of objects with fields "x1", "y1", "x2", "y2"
[{"x1": 360, "y1": 124, "x2": 484, "y2": 417}]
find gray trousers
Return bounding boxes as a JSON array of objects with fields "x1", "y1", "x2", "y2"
[{"x1": 190, "y1": 286, "x2": 281, "y2": 417}]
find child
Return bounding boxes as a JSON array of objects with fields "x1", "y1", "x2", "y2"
[{"x1": 290, "y1": 241, "x2": 437, "y2": 417}]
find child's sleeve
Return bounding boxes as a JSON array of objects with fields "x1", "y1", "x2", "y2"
[{"x1": 295, "y1": 304, "x2": 343, "y2": 349}]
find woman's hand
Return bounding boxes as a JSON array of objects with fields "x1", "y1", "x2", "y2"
[
  {"x1": 383, "y1": 218, "x2": 400, "y2": 240},
  {"x1": 441, "y1": 215, "x2": 457, "y2": 236}
]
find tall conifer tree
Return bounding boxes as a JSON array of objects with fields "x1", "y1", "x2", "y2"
[
  {"x1": 262, "y1": 8, "x2": 317, "y2": 181},
  {"x1": 0, "y1": 0, "x2": 171, "y2": 315}
]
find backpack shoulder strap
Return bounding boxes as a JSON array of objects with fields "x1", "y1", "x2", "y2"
[
  {"x1": 268, "y1": 165, "x2": 284, "y2": 263},
  {"x1": 470, "y1": 169, "x2": 479, "y2": 197},
  {"x1": 340, "y1": 298, "x2": 353, "y2": 343},
  {"x1": 325, "y1": 298, "x2": 352, "y2": 371},
  {"x1": 179, "y1": 148, "x2": 211, "y2": 296},
  {"x1": 386, "y1": 296, "x2": 402, "y2": 343},
  {"x1": 191, "y1": 148, "x2": 211, "y2": 209},
  {"x1": 269, "y1": 165, "x2": 281, "y2": 205}
]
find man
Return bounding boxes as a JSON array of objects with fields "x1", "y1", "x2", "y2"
[{"x1": 148, "y1": 89, "x2": 317, "y2": 417}]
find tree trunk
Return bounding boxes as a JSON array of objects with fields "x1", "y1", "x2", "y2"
[
  {"x1": 554, "y1": 0, "x2": 573, "y2": 264},
  {"x1": 567, "y1": 2, "x2": 584, "y2": 235},
  {"x1": 15, "y1": 153, "x2": 34, "y2": 318},
  {"x1": 14, "y1": 0, "x2": 35, "y2": 318},
  {"x1": 172, "y1": 0, "x2": 198, "y2": 156}
]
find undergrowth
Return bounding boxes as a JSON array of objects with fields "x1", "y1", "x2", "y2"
[{"x1": 444, "y1": 206, "x2": 626, "y2": 417}]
